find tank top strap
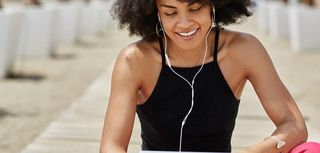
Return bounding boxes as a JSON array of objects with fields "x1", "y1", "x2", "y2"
[
  {"x1": 158, "y1": 37, "x2": 166, "y2": 67},
  {"x1": 213, "y1": 27, "x2": 220, "y2": 62}
]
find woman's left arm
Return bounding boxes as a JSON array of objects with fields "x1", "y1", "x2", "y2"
[{"x1": 237, "y1": 34, "x2": 308, "y2": 153}]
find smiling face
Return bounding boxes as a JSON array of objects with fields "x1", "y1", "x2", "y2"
[{"x1": 156, "y1": 0, "x2": 212, "y2": 52}]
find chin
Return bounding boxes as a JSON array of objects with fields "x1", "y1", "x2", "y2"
[
  {"x1": 166, "y1": 27, "x2": 209, "y2": 51},
  {"x1": 175, "y1": 36, "x2": 205, "y2": 51}
]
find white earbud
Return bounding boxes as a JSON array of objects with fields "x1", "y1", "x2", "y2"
[
  {"x1": 157, "y1": 12, "x2": 161, "y2": 22},
  {"x1": 211, "y1": 5, "x2": 216, "y2": 27}
]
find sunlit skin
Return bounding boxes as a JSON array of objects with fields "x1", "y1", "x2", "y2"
[{"x1": 99, "y1": 0, "x2": 307, "y2": 152}]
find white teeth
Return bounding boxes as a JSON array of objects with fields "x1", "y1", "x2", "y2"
[{"x1": 178, "y1": 29, "x2": 197, "y2": 37}]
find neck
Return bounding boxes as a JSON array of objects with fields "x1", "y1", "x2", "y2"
[{"x1": 165, "y1": 31, "x2": 215, "y2": 67}]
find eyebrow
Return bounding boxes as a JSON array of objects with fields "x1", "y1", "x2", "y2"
[
  {"x1": 159, "y1": 4, "x2": 176, "y2": 8},
  {"x1": 159, "y1": 2, "x2": 197, "y2": 8}
]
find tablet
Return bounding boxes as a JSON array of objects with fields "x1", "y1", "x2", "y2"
[{"x1": 140, "y1": 151, "x2": 228, "y2": 153}]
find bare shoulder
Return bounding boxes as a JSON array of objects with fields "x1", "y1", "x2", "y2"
[
  {"x1": 221, "y1": 29, "x2": 273, "y2": 77},
  {"x1": 222, "y1": 29, "x2": 266, "y2": 56},
  {"x1": 113, "y1": 39, "x2": 161, "y2": 86},
  {"x1": 115, "y1": 39, "x2": 160, "y2": 70},
  {"x1": 117, "y1": 40, "x2": 152, "y2": 64}
]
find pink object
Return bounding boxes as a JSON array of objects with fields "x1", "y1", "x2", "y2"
[{"x1": 289, "y1": 142, "x2": 320, "y2": 153}]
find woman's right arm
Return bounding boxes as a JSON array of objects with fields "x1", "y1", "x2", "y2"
[{"x1": 100, "y1": 47, "x2": 143, "y2": 153}]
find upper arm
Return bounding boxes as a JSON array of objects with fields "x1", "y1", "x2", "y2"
[
  {"x1": 100, "y1": 46, "x2": 143, "y2": 152},
  {"x1": 239, "y1": 34, "x2": 304, "y2": 126}
]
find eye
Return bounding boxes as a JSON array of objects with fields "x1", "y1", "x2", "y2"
[
  {"x1": 190, "y1": 6, "x2": 203, "y2": 12},
  {"x1": 164, "y1": 12, "x2": 177, "y2": 16}
]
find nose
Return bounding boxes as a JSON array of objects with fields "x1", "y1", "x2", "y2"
[{"x1": 177, "y1": 15, "x2": 193, "y2": 29}]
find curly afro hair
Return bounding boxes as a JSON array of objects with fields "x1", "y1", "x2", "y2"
[{"x1": 111, "y1": 0, "x2": 254, "y2": 41}]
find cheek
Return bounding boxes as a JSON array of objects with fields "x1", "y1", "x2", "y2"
[
  {"x1": 198, "y1": 14, "x2": 212, "y2": 26},
  {"x1": 161, "y1": 19, "x2": 176, "y2": 32},
  {"x1": 199, "y1": 8, "x2": 213, "y2": 25}
]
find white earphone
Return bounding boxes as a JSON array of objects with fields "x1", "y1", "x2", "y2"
[{"x1": 157, "y1": 5, "x2": 215, "y2": 152}]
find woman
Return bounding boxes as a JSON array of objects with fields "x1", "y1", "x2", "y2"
[{"x1": 100, "y1": 0, "x2": 310, "y2": 152}]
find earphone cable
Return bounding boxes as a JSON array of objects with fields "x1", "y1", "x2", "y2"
[{"x1": 161, "y1": 22, "x2": 213, "y2": 151}]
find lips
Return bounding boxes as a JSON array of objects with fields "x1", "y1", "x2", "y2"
[{"x1": 176, "y1": 28, "x2": 199, "y2": 37}]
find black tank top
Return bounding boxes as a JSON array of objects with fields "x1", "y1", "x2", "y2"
[{"x1": 136, "y1": 27, "x2": 240, "y2": 152}]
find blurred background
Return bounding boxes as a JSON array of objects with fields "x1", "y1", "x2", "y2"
[{"x1": 0, "y1": 0, "x2": 320, "y2": 153}]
